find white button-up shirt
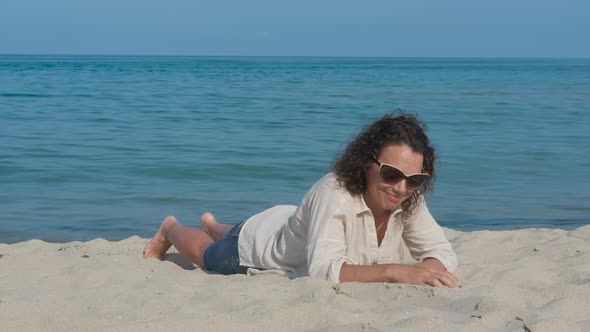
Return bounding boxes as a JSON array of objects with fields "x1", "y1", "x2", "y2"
[{"x1": 238, "y1": 173, "x2": 458, "y2": 283}]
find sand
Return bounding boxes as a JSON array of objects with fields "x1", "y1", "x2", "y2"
[{"x1": 1, "y1": 226, "x2": 589, "y2": 331}]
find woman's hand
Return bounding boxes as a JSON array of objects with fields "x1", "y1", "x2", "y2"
[{"x1": 387, "y1": 262, "x2": 459, "y2": 288}]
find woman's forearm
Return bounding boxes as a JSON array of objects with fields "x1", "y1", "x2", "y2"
[{"x1": 339, "y1": 263, "x2": 398, "y2": 283}]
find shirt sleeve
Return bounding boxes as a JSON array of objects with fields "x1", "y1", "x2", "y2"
[
  {"x1": 402, "y1": 196, "x2": 458, "y2": 271},
  {"x1": 302, "y1": 179, "x2": 353, "y2": 283}
]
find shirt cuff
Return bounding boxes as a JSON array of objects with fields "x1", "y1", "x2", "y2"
[{"x1": 328, "y1": 256, "x2": 354, "y2": 283}]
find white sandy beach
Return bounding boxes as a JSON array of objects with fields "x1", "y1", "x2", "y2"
[{"x1": 1, "y1": 226, "x2": 589, "y2": 331}]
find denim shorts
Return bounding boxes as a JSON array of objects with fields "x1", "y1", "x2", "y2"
[{"x1": 203, "y1": 221, "x2": 248, "y2": 275}]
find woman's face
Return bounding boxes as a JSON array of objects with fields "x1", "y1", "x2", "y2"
[{"x1": 364, "y1": 144, "x2": 424, "y2": 215}]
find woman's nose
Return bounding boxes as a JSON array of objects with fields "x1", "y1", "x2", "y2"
[{"x1": 391, "y1": 178, "x2": 408, "y2": 194}]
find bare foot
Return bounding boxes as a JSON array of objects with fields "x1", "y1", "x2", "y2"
[
  {"x1": 200, "y1": 212, "x2": 217, "y2": 238},
  {"x1": 143, "y1": 216, "x2": 176, "y2": 260}
]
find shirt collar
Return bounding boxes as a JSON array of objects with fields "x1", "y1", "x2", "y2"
[{"x1": 357, "y1": 194, "x2": 403, "y2": 218}]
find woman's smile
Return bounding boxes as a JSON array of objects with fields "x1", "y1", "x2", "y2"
[{"x1": 385, "y1": 191, "x2": 402, "y2": 205}]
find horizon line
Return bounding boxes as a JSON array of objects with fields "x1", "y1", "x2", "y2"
[{"x1": 1, "y1": 53, "x2": 589, "y2": 60}]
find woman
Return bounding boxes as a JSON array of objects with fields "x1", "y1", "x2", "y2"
[{"x1": 144, "y1": 112, "x2": 459, "y2": 287}]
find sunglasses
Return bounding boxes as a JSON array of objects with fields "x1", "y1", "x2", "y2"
[{"x1": 371, "y1": 155, "x2": 430, "y2": 189}]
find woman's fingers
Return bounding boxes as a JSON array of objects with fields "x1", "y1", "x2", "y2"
[
  {"x1": 447, "y1": 271, "x2": 460, "y2": 284},
  {"x1": 429, "y1": 278, "x2": 445, "y2": 287},
  {"x1": 433, "y1": 271, "x2": 458, "y2": 288},
  {"x1": 421, "y1": 270, "x2": 458, "y2": 288},
  {"x1": 397, "y1": 264, "x2": 460, "y2": 288}
]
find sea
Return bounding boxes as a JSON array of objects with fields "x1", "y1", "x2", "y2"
[{"x1": 1, "y1": 55, "x2": 589, "y2": 244}]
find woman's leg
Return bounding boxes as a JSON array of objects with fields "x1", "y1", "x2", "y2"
[
  {"x1": 200, "y1": 212, "x2": 235, "y2": 241},
  {"x1": 143, "y1": 216, "x2": 214, "y2": 268}
]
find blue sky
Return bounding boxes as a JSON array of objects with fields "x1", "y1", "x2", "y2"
[{"x1": 1, "y1": 0, "x2": 589, "y2": 57}]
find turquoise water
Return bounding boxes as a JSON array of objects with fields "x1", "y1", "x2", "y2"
[{"x1": 1, "y1": 55, "x2": 589, "y2": 243}]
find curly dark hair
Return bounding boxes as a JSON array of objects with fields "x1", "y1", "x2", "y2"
[{"x1": 332, "y1": 110, "x2": 436, "y2": 219}]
